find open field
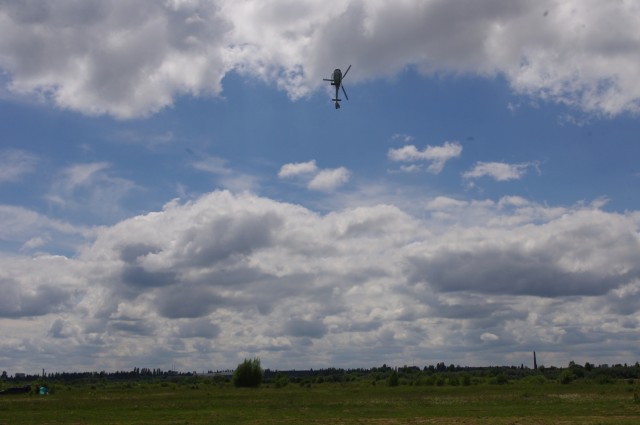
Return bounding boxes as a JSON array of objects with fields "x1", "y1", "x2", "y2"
[{"x1": 1, "y1": 379, "x2": 639, "y2": 424}]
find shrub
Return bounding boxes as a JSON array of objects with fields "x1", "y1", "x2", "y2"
[
  {"x1": 559, "y1": 369, "x2": 575, "y2": 385},
  {"x1": 523, "y1": 375, "x2": 546, "y2": 385},
  {"x1": 491, "y1": 373, "x2": 508, "y2": 385},
  {"x1": 274, "y1": 373, "x2": 289, "y2": 389},
  {"x1": 232, "y1": 358, "x2": 263, "y2": 388},
  {"x1": 423, "y1": 376, "x2": 436, "y2": 386},
  {"x1": 388, "y1": 371, "x2": 399, "y2": 387},
  {"x1": 596, "y1": 374, "x2": 614, "y2": 385},
  {"x1": 461, "y1": 374, "x2": 471, "y2": 386}
]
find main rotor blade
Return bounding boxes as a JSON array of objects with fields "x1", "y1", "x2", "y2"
[
  {"x1": 341, "y1": 84, "x2": 349, "y2": 101},
  {"x1": 342, "y1": 65, "x2": 352, "y2": 79}
]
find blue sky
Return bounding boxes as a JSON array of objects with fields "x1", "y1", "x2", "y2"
[{"x1": 1, "y1": 0, "x2": 640, "y2": 374}]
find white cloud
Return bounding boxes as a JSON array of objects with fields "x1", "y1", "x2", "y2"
[
  {"x1": 191, "y1": 155, "x2": 231, "y2": 175},
  {"x1": 426, "y1": 196, "x2": 468, "y2": 211},
  {"x1": 388, "y1": 141, "x2": 462, "y2": 174},
  {"x1": 278, "y1": 160, "x2": 318, "y2": 178},
  {"x1": 0, "y1": 254, "x2": 85, "y2": 319},
  {"x1": 189, "y1": 154, "x2": 260, "y2": 192},
  {"x1": 112, "y1": 130, "x2": 176, "y2": 149},
  {"x1": 463, "y1": 161, "x2": 538, "y2": 182},
  {"x1": 391, "y1": 133, "x2": 414, "y2": 143},
  {"x1": 2, "y1": 1, "x2": 640, "y2": 117},
  {"x1": 0, "y1": 204, "x2": 92, "y2": 252},
  {"x1": 278, "y1": 160, "x2": 350, "y2": 192},
  {"x1": 480, "y1": 332, "x2": 499, "y2": 342},
  {"x1": 0, "y1": 0, "x2": 230, "y2": 118},
  {"x1": 0, "y1": 149, "x2": 38, "y2": 183},
  {"x1": 308, "y1": 167, "x2": 350, "y2": 191},
  {"x1": 399, "y1": 164, "x2": 422, "y2": 173},
  {"x1": 46, "y1": 162, "x2": 139, "y2": 221},
  {"x1": 388, "y1": 145, "x2": 424, "y2": 162},
  {"x1": 2, "y1": 191, "x2": 640, "y2": 370},
  {"x1": 21, "y1": 236, "x2": 49, "y2": 251},
  {"x1": 61, "y1": 162, "x2": 111, "y2": 189}
]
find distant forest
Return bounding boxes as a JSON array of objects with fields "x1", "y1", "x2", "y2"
[{"x1": 3, "y1": 361, "x2": 640, "y2": 387}]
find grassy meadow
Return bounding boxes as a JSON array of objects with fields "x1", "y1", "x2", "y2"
[{"x1": 1, "y1": 375, "x2": 639, "y2": 424}]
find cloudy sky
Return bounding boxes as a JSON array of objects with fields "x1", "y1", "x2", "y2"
[{"x1": 1, "y1": 0, "x2": 640, "y2": 374}]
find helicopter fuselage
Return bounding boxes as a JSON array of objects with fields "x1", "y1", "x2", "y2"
[
  {"x1": 331, "y1": 68, "x2": 343, "y2": 87},
  {"x1": 323, "y1": 65, "x2": 350, "y2": 109}
]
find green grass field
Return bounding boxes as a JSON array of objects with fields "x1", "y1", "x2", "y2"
[{"x1": 1, "y1": 379, "x2": 639, "y2": 424}]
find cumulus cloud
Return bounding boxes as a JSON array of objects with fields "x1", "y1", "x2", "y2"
[
  {"x1": 176, "y1": 318, "x2": 221, "y2": 339},
  {"x1": 481, "y1": 332, "x2": 499, "y2": 342},
  {"x1": 0, "y1": 255, "x2": 83, "y2": 318},
  {"x1": 388, "y1": 141, "x2": 462, "y2": 174},
  {"x1": 279, "y1": 160, "x2": 350, "y2": 191},
  {"x1": 2, "y1": 190, "x2": 640, "y2": 370},
  {"x1": 308, "y1": 167, "x2": 351, "y2": 191},
  {"x1": 0, "y1": 279, "x2": 73, "y2": 318},
  {"x1": 285, "y1": 318, "x2": 328, "y2": 339},
  {"x1": 0, "y1": 0, "x2": 230, "y2": 118},
  {"x1": 407, "y1": 208, "x2": 640, "y2": 297},
  {"x1": 278, "y1": 160, "x2": 318, "y2": 178},
  {"x1": 0, "y1": 205, "x2": 93, "y2": 253},
  {"x1": 1, "y1": 1, "x2": 640, "y2": 117},
  {"x1": 426, "y1": 196, "x2": 468, "y2": 210},
  {"x1": 463, "y1": 161, "x2": 537, "y2": 181}
]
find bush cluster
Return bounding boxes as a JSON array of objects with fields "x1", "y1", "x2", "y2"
[{"x1": 232, "y1": 358, "x2": 263, "y2": 388}]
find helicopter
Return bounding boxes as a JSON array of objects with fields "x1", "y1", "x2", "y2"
[{"x1": 323, "y1": 65, "x2": 351, "y2": 109}]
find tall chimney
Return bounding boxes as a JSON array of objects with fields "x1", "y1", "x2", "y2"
[{"x1": 533, "y1": 351, "x2": 537, "y2": 370}]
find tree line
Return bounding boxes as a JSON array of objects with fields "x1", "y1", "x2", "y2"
[{"x1": 3, "y1": 360, "x2": 639, "y2": 388}]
